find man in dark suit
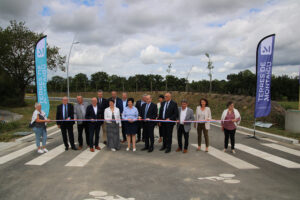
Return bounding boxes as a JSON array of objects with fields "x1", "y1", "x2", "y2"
[
  {"x1": 158, "y1": 92, "x2": 178, "y2": 153},
  {"x1": 56, "y1": 96, "x2": 77, "y2": 151},
  {"x1": 135, "y1": 94, "x2": 147, "y2": 143},
  {"x1": 97, "y1": 90, "x2": 108, "y2": 144},
  {"x1": 86, "y1": 97, "x2": 104, "y2": 152},
  {"x1": 140, "y1": 95, "x2": 157, "y2": 152},
  {"x1": 108, "y1": 91, "x2": 123, "y2": 114}
]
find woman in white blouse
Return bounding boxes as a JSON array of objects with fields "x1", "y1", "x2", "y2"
[
  {"x1": 104, "y1": 99, "x2": 121, "y2": 151},
  {"x1": 194, "y1": 98, "x2": 211, "y2": 152}
]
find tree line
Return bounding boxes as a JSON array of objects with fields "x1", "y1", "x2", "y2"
[{"x1": 45, "y1": 69, "x2": 298, "y2": 101}]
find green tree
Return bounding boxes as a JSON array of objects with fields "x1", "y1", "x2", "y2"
[
  {"x1": 48, "y1": 76, "x2": 66, "y2": 93},
  {"x1": 72, "y1": 73, "x2": 89, "y2": 92},
  {"x1": 0, "y1": 21, "x2": 66, "y2": 105},
  {"x1": 91, "y1": 71, "x2": 109, "y2": 91}
]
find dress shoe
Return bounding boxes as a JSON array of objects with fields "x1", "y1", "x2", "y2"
[
  {"x1": 103, "y1": 141, "x2": 107, "y2": 145},
  {"x1": 148, "y1": 148, "x2": 153, "y2": 152},
  {"x1": 90, "y1": 148, "x2": 95, "y2": 152},
  {"x1": 141, "y1": 147, "x2": 149, "y2": 151},
  {"x1": 95, "y1": 146, "x2": 101, "y2": 150},
  {"x1": 159, "y1": 147, "x2": 166, "y2": 151},
  {"x1": 136, "y1": 139, "x2": 141, "y2": 143},
  {"x1": 65, "y1": 147, "x2": 69, "y2": 151},
  {"x1": 176, "y1": 147, "x2": 182, "y2": 152},
  {"x1": 183, "y1": 149, "x2": 188, "y2": 153},
  {"x1": 71, "y1": 147, "x2": 77, "y2": 150},
  {"x1": 165, "y1": 149, "x2": 171, "y2": 153},
  {"x1": 78, "y1": 146, "x2": 82, "y2": 150},
  {"x1": 121, "y1": 140, "x2": 126, "y2": 144}
]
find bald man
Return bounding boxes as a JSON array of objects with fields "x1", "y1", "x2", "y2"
[
  {"x1": 56, "y1": 96, "x2": 77, "y2": 151},
  {"x1": 158, "y1": 92, "x2": 178, "y2": 153},
  {"x1": 85, "y1": 97, "x2": 104, "y2": 152}
]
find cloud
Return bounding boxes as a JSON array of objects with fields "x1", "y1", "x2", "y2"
[
  {"x1": 0, "y1": 0, "x2": 35, "y2": 19},
  {"x1": 0, "y1": 0, "x2": 299, "y2": 81},
  {"x1": 218, "y1": 61, "x2": 236, "y2": 72},
  {"x1": 191, "y1": 66, "x2": 204, "y2": 73},
  {"x1": 140, "y1": 45, "x2": 176, "y2": 65}
]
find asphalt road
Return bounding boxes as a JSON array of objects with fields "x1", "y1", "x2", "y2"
[{"x1": 0, "y1": 124, "x2": 300, "y2": 200}]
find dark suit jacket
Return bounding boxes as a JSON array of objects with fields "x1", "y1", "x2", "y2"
[
  {"x1": 85, "y1": 104, "x2": 103, "y2": 125},
  {"x1": 158, "y1": 100, "x2": 178, "y2": 125},
  {"x1": 56, "y1": 103, "x2": 75, "y2": 126},
  {"x1": 97, "y1": 97, "x2": 108, "y2": 116},
  {"x1": 136, "y1": 100, "x2": 146, "y2": 116},
  {"x1": 108, "y1": 97, "x2": 123, "y2": 114},
  {"x1": 140, "y1": 102, "x2": 158, "y2": 126}
]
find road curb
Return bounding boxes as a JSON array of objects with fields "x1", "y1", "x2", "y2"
[{"x1": 211, "y1": 122, "x2": 299, "y2": 144}]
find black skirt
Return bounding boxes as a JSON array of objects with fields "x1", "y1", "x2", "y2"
[{"x1": 124, "y1": 121, "x2": 138, "y2": 135}]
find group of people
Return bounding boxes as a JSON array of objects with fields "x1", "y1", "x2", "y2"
[{"x1": 30, "y1": 91, "x2": 241, "y2": 154}]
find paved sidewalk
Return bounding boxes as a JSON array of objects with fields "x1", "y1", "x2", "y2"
[{"x1": 0, "y1": 110, "x2": 23, "y2": 123}]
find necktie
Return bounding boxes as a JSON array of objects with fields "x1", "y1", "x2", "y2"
[
  {"x1": 145, "y1": 104, "x2": 150, "y2": 119},
  {"x1": 64, "y1": 105, "x2": 67, "y2": 119},
  {"x1": 99, "y1": 98, "x2": 102, "y2": 105},
  {"x1": 163, "y1": 102, "x2": 169, "y2": 119}
]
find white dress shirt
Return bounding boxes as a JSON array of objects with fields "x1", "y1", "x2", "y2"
[
  {"x1": 180, "y1": 107, "x2": 187, "y2": 124},
  {"x1": 93, "y1": 105, "x2": 97, "y2": 115}
]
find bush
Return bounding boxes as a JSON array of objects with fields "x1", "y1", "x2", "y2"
[{"x1": 0, "y1": 121, "x2": 20, "y2": 133}]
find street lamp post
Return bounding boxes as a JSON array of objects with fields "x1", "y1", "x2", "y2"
[{"x1": 66, "y1": 39, "x2": 79, "y2": 99}]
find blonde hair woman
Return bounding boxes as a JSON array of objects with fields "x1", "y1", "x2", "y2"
[{"x1": 30, "y1": 103, "x2": 51, "y2": 153}]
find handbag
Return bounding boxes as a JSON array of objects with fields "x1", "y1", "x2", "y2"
[{"x1": 29, "y1": 121, "x2": 36, "y2": 128}]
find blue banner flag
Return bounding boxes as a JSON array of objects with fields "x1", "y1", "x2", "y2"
[
  {"x1": 254, "y1": 34, "x2": 275, "y2": 118},
  {"x1": 35, "y1": 36, "x2": 50, "y2": 117}
]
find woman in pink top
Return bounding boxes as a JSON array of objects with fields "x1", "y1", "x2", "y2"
[{"x1": 221, "y1": 102, "x2": 241, "y2": 154}]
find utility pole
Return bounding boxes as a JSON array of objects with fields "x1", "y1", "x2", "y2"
[
  {"x1": 205, "y1": 53, "x2": 214, "y2": 94},
  {"x1": 66, "y1": 37, "x2": 79, "y2": 99}
]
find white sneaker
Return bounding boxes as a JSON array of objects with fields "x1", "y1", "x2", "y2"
[
  {"x1": 111, "y1": 148, "x2": 116, "y2": 152},
  {"x1": 133, "y1": 148, "x2": 136, "y2": 152},
  {"x1": 126, "y1": 147, "x2": 130, "y2": 151},
  {"x1": 37, "y1": 149, "x2": 44, "y2": 154},
  {"x1": 43, "y1": 148, "x2": 48, "y2": 153}
]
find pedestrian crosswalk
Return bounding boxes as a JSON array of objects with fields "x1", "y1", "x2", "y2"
[
  {"x1": 65, "y1": 144, "x2": 105, "y2": 167},
  {"x1": 25, "y1": 144, "x2": 65, "y2": 166},
  {"x1": 235, "y1": 143, "x2": 300, "y2": 168},
  {"x1": 0, "y1": 129, "x2": 61, "y2": 165},
  {"x1": 191, "y1": 144, "x2": 259, "y2": 169},
  {"x1": 1, "y1": 137, "x2": 300, "y2": 170},
  {"x1": 261, "y1": 143, "x2": 300, "y2": 157}
]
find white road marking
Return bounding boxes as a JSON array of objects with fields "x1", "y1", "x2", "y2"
[
  {"x1": 198, "y1": 173, "x2": 240, "y2": 184},
  {"x1": 260, "y1": 138, "x2": 278, "y2": 143},
  {"x1": 65, "y1": 144, "x2": 105, "y2": 167},
  {"x1": 261, "y1": 143, "x2": 300, "y2": 157},
  {"x1": 25, "y1": 144, "x2": 65, "y2": 165},
  {"x1": 0, "y1": 129, "x2": 61, "y2": 165},
  {"x1": 191, "y1": 144, "x2": 259, "y2": 169},
  {"x1": 235, "y1": 143, "x2": 300, "y2": 168},
  {"x1": 0, "y1": 142, "x2": 48, "y2": 165},
  {"x1": 47, "y1": 129, "x2": 61, "y2": 137}
]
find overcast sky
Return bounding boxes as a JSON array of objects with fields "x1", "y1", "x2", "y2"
[{"x1": 0, "y1": 0, "x2": 299, "y2": 81}]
